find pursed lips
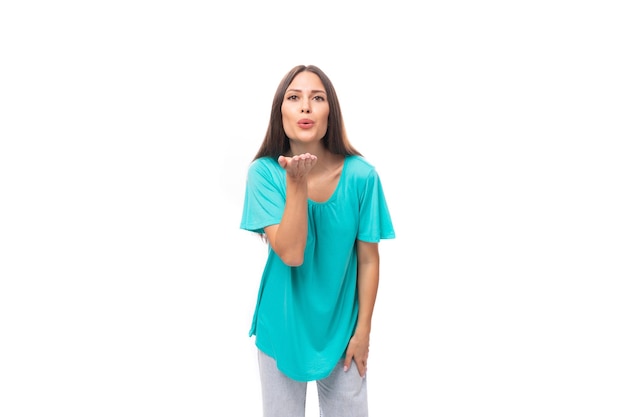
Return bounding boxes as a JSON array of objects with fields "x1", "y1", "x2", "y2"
[{"x1": 297, "y1": 119, "x2": 314, "y2": 129}]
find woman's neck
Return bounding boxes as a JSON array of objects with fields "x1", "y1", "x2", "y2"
[{"x1": 287, "y1": 142, "x2": 325, "y2": 158}]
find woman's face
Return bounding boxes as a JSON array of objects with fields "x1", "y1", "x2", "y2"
[{"x1": 281, "y1": 71, "x2": 329, "y2": 145}]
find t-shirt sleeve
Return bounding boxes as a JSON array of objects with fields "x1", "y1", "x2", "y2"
[
  {"x1": 357, "y1": 169, "x2": 396, "y2": 242},
  {"x1": 240, "y1": 159, "x2": 286, "y2": 234}
]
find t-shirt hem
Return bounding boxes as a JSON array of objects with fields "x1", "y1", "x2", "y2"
[{"x1": 255, "y1": 341, "x2": 337, "y2": 382}]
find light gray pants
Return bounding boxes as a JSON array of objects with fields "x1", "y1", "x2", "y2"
[{"x1": 258, "y1": 349, "x2": 368, "y2": 417}]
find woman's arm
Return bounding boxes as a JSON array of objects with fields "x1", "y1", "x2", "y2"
[
  {"x1": 344, "y1": 240, "x2": 380, "y2": 377},
  {"x1": 264, "y1": 154, "x2": 317, "y2": 266}
]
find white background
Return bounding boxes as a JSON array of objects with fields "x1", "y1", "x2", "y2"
[{"x1": 1, "y1": 1, "x2": 625, "y2": 416}]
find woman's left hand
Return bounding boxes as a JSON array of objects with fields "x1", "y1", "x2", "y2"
[{"x1": 343, "y1": 331, "x2": 370, "y2": 377}]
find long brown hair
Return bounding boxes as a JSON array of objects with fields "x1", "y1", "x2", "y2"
[{"x1": 253, "y1": 65, "x2": 362, "y2": 161}]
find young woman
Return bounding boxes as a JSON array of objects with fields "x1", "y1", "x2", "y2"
[{"x1": 240, "y1": 64, "x2": 395, "y2": 417}]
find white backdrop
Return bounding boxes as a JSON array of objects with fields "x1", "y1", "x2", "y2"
[{"x1": 1, "y1": 1, "x2": 625, "y2": 416}]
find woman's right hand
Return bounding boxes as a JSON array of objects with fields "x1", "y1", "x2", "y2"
[{"x1": 278, "y1": 153, "x2": 317, "y2": 179}]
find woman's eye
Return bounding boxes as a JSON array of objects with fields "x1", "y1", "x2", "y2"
[
  {"x1": 286, "y1": 95, "x2": 298, "y2": 100},
  {"x1": 313, "y1": 96, "x2": 326, "y2": 101}
]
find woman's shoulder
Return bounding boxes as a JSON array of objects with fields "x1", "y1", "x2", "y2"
[
  {"x1": 345, "y1": 155, "x2": 378, "y2": 176},
  {"x1": 250, "y1": 156, "x2": 278, "y2": 168},
  {"x1": 248, "y1": 156, "x2": 281, "y2": 174}
]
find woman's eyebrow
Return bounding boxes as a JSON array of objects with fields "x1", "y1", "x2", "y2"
[{"x1": 285, "y1": 88, "x2": 327, "y2": 94}]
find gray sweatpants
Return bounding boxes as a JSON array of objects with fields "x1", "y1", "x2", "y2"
[{"x1": 257, "y1": 349, "x2": 368, "y2": 417}]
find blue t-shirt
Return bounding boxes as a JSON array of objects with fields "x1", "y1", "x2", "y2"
[{"x1": 240, "y1": 155, "x2": 395, "y2": 381}]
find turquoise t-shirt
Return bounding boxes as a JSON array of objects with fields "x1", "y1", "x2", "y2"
[{"x1": 240, "y1": 155, "x2": 395, "y2": 381}]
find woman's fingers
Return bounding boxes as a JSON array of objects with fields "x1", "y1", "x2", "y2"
[{"x1": 281, "y1": 153, "x2": 317, "y2": 177}]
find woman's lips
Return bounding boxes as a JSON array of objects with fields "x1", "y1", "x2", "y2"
[{"x1": 297, "y1": 119, "x2": 314, "y2": 129}]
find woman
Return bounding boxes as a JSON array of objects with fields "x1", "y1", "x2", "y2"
[{"x1": 240, "y1": 64, "x2": 395, "y2": 417}]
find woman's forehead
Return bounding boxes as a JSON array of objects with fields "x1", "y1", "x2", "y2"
[{"x1": 287, "y1": 71, "x2": 325, "y2": 90}]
